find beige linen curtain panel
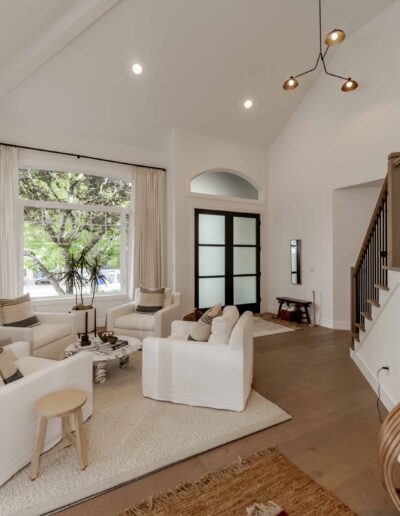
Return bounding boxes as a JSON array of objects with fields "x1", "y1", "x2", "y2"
[
  {"x1": 132, "y1": 166, "x2": 165, "y2": 290},
  {"x1": 0, "y1": 145, "x2": 23, "y2": 297}
]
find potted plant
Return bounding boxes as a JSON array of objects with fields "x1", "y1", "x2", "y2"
[{"x1": 55, "y1": 251, "x2": 107, "y2": 335}]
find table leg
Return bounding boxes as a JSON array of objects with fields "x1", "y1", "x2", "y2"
[
  {"x1": 73, "y1": 407, "x2": 88, "y2": 470},
  {"x1": 94, "y1": 361, "x2": 107, "y2": 383},
  {"x1": 277, "y1": 301, "x2": 283, "y2": 319},
  {"x1": 119, "y1": 356, "x2": 129, "y2": 369},
  {"x1": 304, "y1": 305, "x2": 311, "y2": 324},
  {"x1": 30, "y1": 417, "x2": 48, "y2": 480}
]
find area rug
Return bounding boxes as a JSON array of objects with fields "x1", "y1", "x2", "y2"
[
  {"x1": 253, "y1": 316, "x2": 295, "y2": 337},
  {"x1": 0, "y1": 353, "x2": 291, "y2": 516},
  {"x1": 120, "y1": 448, "x2": 354, "y2": 516}
]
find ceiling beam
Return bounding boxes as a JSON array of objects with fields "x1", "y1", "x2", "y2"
[{"x1": 0, "y1": 0, "x2": 121, "y2": 99}]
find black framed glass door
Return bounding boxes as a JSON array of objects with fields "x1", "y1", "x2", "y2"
[{"x1": 195, "y1": 209, "x2": 260, "y2": 313}]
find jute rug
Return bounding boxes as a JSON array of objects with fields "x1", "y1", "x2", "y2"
[
  {"x1": 0, "y1": 354, "x2": 290, "y2": 516},
  {"x1": 121, "y1": 448, "x2": 354, "y2": 516},
  {"x1": 253, "y1": 317, "x2": 295, "y2": 337}
]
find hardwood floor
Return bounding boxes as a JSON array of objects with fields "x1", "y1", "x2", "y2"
[{"x1": 58, "y1": 326, "x2": 396, "y2": 516}]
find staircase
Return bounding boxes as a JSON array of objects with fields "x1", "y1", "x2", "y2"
[
  {"x1": 351, "y1": 153, "x2": 400, "y2": 347},
  {"x1": 351, "y1": 153, "x2": 400, "y2": 410}
]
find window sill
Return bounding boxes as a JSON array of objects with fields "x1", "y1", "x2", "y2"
[{"x1": 31, "y1": 293, "x2": 130, "y2": 305}]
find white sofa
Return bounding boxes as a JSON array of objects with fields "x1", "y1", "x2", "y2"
[
  {"x1": 0, "y1": 341, "x2": 93, "y2": 486},
  {"x1": 142, "y1": 309, "x2": 253, "y2": 412},
  {"x1": 0, "y1": 312, "x2": 76, "y2": 359},
  {"x1": 107, "y1": 288, "x2": 182, "y2": 340}
]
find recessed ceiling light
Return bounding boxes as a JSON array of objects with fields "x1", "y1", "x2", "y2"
[
  {"x1": 132, "y1": 63, "x2": 143, "y2": 75},
  {"x1": 244, "y1": 99, "x2": 253, "y2": 109}
]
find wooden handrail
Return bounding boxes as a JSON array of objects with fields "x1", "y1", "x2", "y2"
[{"x1": 353, "y1": 176, "x2": 388, "y2": 274}]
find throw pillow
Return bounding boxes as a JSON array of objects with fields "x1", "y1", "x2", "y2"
[
  {"x1": 0, "y1": 294, "x2": 39, "y2": 327},
  {"x1": 136, "y1": 287, "x2": 165, "y2": 313},
  {"x1": 209, "y1": 305, "x2": 240, "y2": 345},
  {"x1": 188, "y1": 304, "x2": 222, "y2": 341},
  {"x1": 0, "y1": 347, "x2": 23, "y2": 384},
  {"x1": 183, "y1": 309, "x2": 203, "y2": 322}
]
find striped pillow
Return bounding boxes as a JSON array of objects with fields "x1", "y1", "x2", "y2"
[
  {"x1": 136, "y1": 287, "x2": 165, "y2": 314},
  {"x1": 0, "y1": 294, "x2": 39, "y2": 328},
  {"x1": 0, "y1": 347, "x2": 23, "y2": 384},
  {"x1": 188, "y1": 304, "x2": 222, "y2": 342}
]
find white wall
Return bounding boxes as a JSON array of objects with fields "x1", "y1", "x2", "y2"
[
  {"x1": 267, "y1": 0, "x2": 400, "y2": 327},
  {"x1": 170, "y1": 129, "x2": 268, "y2": 314},
  {"x1": 332, "y1": 182, "x2": 382, "y2": 329}
]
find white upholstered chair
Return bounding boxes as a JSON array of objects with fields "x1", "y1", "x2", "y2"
[
  {"x1": 107, "y1": 288, "x2": 182, "y2": 340},
  {"x1": 0, "y1": 312, "x2": 76, "y2": 360},
  {"x1": 142, "y1": 308, "x2": 253, "y2": 412},
  {"x1": 0, "y1": 341, "x2": 92, "y2": 486}
]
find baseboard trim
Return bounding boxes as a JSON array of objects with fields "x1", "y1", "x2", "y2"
[{"x1": 350, "y1": 349, "x2": 396, "y2": 411}]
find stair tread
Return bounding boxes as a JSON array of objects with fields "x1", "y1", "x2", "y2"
[
  {"x1": 375, "y1": 283, "x2": 389, "y2": 291},
  {"x1": 367, "y1": 298, "x2": 380, "y2": 307},
  {"x1": 356, "y1": 322, "x2": 366, "y2": 332},
  {"x1": 361, "y1": 311, "x2": 372, "y2": 321}
]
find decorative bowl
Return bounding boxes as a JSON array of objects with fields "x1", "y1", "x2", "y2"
[{"x1": 98, "y1": 331, "x2": 114, "y2": 343}]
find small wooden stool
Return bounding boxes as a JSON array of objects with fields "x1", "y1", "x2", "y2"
[{"x1": 30, "y1": 389, "x2": 88, "y2": 480}]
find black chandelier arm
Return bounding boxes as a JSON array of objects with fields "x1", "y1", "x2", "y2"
[
  {"x1": 293, "y1": 53, "x2": 321, "y2": 79},
  {"x1": 319, "y1": 0, "x2": 323, "y2": 54},
  {"x1": 320, "y1": 53, "x2": 348, "y2": 80}
]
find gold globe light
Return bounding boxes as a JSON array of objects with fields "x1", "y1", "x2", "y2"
[
  {"x1": 325, "y1": 29, "x2": 346, "y2": 47},
  {"x1": 283, "y1": 76, "x2": 299, "y2": 91},
  {"x1": 341, "y1": 78, "x2": 358, "y2": 92}
]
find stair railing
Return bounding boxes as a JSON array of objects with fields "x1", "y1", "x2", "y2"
[{"x1": 351, "y1": 153, "x2": 400, "y2": 347}]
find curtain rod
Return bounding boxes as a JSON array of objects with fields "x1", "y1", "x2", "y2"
[{"x1": 0, "y1": 141, "x2": 166, "y2": 172}]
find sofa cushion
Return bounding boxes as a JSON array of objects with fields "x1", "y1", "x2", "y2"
[
  {"x1": 115, "y1": 313, "x2": 155, "y2": 332},
  {"x1": 14, "y1": 356, "x2": 55, "y2": 376},
  {"x1": 32, "y1": 323, "x2": 71, "y2": 350},
  {"x1": 163, "y1": 288, "x2": 172, "y2": 307},
  {"x1": 0, "y1": 347, "x2": 23, "y2": 384},
  {"x1": 0, "y1": 293, "x2": 39, "y2": 328},
  {"x1": 188, "y1": 304, "x2": 222, "y2": 342},
  {"x1": 136, "y1": 287, "x2": 165, "y2": 313},
  {"x1": 209, "y1": 305, "x2": 240, "y2": 345}
]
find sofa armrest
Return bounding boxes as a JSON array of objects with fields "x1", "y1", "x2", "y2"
[
  {"x1": 36, "y1": 312, "x2": 76, "y2": 332},
  {"x1": 5, "y1": 341, "x2": 31, "y2": 359},
  {"x1": 107, "y1": 302, "x2": 135, "y2": 331},
  {"x1": 154, "y1": 303, "x2": 183, "y2": 337},
  {"x1": 0, "y1": 326, "x2": 34, "y2": 344},
  {"x1": 171, "y1": 320, "x2": 196, "y2": 336}
]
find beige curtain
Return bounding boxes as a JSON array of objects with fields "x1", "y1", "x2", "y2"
[
  {"x1": 132, "y1": 166, "x2": 165, "y2": 290},
  {"x1": 0, "y1": 145, "x2": 23, "y2": 297}
]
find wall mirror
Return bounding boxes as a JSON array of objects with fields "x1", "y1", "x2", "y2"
[{"x1": 290, "y1": 239, "x2": 301, "y2": 285}]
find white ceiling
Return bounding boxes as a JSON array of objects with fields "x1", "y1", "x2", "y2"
[{"x1": 0, "y1": 0, "x2": 395, "y2": 151}]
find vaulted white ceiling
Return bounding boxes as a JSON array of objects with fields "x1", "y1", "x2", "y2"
[{"x1": 0, "y1": 0, "x2": 395, "y2": 151}]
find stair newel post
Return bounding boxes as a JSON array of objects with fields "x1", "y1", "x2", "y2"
[
  {"x1": 387, "y1": 153, "x2": 400, "y2": 268},
  {"x1": 351, "y1": 266, "x2": 357, "y2": 348}
]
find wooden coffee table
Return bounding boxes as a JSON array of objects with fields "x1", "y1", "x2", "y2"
[{"x1": 65, "y1": 336, "x2": 141, "y2": 383}]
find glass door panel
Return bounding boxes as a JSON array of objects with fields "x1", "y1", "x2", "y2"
[
  {"x1": 234, "y1": 276, "x2": 257, "y2": 305},
  {"x1": 199, "y1": 277, "x2": 225, "y2": 307},
  {"x1": 234, "y1": 217, "x2": 256, "y2": 245},
  {"x1": 234, "y1": 247, "x2": 256, "y2": 275},
  {"x1": 198, "y1": 214, "x2": 225, "y2": 244},
  {"x1": 199, "y1": 247, "x2": 225, "y2": 276}
]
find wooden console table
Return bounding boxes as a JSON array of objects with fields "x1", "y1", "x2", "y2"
[{"x1": 276, "y1": 296, "x2": 312, "y2": 324}]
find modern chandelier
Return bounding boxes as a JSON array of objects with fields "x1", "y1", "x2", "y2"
[{"x1": 283, "y1": 0, "x2": 358, "y2": 93}]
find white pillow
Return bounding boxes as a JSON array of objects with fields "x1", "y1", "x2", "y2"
[{"x1": 209, "y1": 305, "x2": 240, "y2": 345}]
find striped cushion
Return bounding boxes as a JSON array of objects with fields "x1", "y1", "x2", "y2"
[
  {"x1": 136, "y1": 287, "x2": 165, "y2": 314},
  {"x1": 0, "y1": 294, "x2": 39, "y2": 328},
  {"x1": 0, "y1": 347, "x2": 23, "y2": 384},
  {"x1": 188, "y1": 304, "x2": 222, "y2": 342}
]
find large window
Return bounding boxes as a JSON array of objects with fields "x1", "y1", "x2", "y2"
[{"x1": 19, "y1": 168, "x2": 131, "y2": 298}]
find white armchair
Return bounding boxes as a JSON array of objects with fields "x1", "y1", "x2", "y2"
[
  {"x1": 0, "y1": 312, "x2": 76, "y2": 360},
  {"x1": 107, "y1": 288, "x2": 182, "y2": 340},
  {"x1": 142, "y1": 310, "x2": 253, "y2": 412},
  {"x1": 0, "y1": 341, "x2": 92, "y2": 486}
]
